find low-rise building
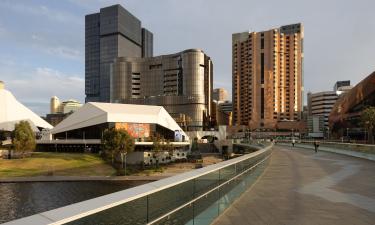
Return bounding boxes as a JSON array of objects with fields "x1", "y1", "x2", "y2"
[
  {"x1": 329, "y1": 71, "x2": 375, "y2": 140},
  {"x1": 38, "y1": 102, "x2": 190, "y2": 153}
]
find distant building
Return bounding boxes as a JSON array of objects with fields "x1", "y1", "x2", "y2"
[
  {"x1": 110, "y1": 49, "x2": 213, "y2": 131},
  {"x1": 329, "y1": 71, "x2": 375, "y2": 140},
  {"x1": 212, "y1": 101, "x2": 232, "y2": 126},
  {"x1": 45, "y1": 113, "x2": 71, "y2": 127},
  {"x1": 307, "y1": 115, "x2": 324, "y2": 138},
  {"x1": 85, "y1": 4, "x2": 153, "y2": 102},
  {"x1": 0, "y1": 81, "x2": 4, "y2": 90},
  {"x1": 50, "y1": 96, "x2": 60, "y2": 114},
  {"x1": 232, "y1": 23, "x2": 304, "y2": 130},
  {"x1": 333, "y1": 80, "x2": 351, "y2": 92},
  {"x1": 307, "y1": 91, "x2": 338, "y2": 129},
  {"x1": 46, "y1": 97, "x2": 82, "y2": 126},
  {"x1": 307, "y1": 80, "x2": 352, "y2": 133},
  {"x1": 213, "y1": 88, "x2": 228, "y2": 102},
  {"x1": 49, "y1": 97, "x2": 82, "y2": 114}
]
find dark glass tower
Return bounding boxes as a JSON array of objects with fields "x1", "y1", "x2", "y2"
[{"x1": 85, "y1": 4, "x2": 153, "y2": 102}]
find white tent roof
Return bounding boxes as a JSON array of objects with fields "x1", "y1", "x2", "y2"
[
  {"x1": 51, "y1": 102, "x2": 188, "y2": 139},
  {"x1": 0, "y1": 89, "x2": 53, "y2": 131}
]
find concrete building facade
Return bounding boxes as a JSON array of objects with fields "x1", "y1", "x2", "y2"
[
  {"x1": 232, "y1": 23, "x2": 304, "y2": 130},
  {"x1": 85, "y1": 4, "x2": 153, "y2": 102},
  {"x1": 307, "y1": 91, "x2": 338, "y2": 128},
  {"x1": 110, "y1": 49, "x2": 213, "y2": 131}
]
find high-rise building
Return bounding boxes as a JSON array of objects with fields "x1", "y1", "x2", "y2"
[
  {"x1": 232, "y1": 23, "x2": 304, "y2": 130},
  {"x1": 213, "y1": 88, "x2": 228, "y2": 102},
  {"x1": 85, "y1": 4, "x2": 153, "y2": 102},
  {"x1": 0, "y1": 81, "x2": 4, "y2": 90},
  {"x1": 110, "y1": 49, "x2": 213, "y2": 131}
]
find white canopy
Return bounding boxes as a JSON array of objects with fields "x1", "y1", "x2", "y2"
[
  {"x1": 0, "y1": 89, "x2": 53, "y2": 131},
  {"x1": 51, "y1": 102, "x2": 188, "y2": 139}
]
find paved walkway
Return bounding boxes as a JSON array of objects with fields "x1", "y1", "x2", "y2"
[{"x1": 213, "y1": 145, "x2": 375, "y2": 225}]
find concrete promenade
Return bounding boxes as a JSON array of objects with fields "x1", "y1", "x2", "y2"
[{"x1": 213, "y1": 145, "x2": 375, "y2": 225}]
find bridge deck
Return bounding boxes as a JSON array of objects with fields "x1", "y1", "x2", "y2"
[{"x1": 213, "y1": 145, "x2": 375, "y2": 225}]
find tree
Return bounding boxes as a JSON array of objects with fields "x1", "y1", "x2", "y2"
[
  {"x1": 101, "y1": 128, "x2": 135, "y2": 169},
  {"x1": 12, "y1": 120, "x2": 36, "y2": 157},
  {"x1": 361, "y1": 107, "x2": 375, "y2": 144},
  {"x1": 151, "y1": 135, "x2": 164, "y2": 167},
  {"x1": 191, "y1": 137, "x2": 199, "y2": 152}
]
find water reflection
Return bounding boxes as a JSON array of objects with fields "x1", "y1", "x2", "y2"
[{"x1": 0, "y1": 180, "x2": 147, "y2": 223}]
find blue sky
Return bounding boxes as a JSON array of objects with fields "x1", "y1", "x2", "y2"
[{"x1": 1, "y1": 0, "x2": 374, "y2": 116}]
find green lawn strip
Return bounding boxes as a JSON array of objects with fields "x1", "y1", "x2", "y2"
[{"x1": 0, "y1": 152, "x2": 116, "y2": 178}]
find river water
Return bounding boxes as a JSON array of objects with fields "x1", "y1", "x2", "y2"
[{"x1": 0, "y1": 180, "x2": 148, "y2": 223}]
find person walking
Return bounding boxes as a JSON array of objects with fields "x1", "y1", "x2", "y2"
[
  {"x1": 314, "y1": 140, "x2": 319, "y2": 153},
  {"x1": 292, "y1": 139, "x2": 295, "y2": 148}
]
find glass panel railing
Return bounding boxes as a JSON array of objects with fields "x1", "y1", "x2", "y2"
[
  {"x1": 148, "y1": 180, "x2": 194, "y2": 222},
  {"x1": 65, "y1": 196, "x2": 148, "y2": 225}
]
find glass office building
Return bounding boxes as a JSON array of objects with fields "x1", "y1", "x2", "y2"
[{"x1": 85, "y1": 4, "x2": 153, "y2": 102}]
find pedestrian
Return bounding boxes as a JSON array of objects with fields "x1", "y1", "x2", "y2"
[
  {"x1": 292, "y1": 139, "x2": 295, "y2": 148},
  {"x1": 314, "y1": 140, "x2": 319, "y2": 153}
]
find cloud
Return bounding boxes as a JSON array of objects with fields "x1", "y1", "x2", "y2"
[
  {"x1": 44, "y1": 46, "x2": 83, "y2": 61},
  {"x1": 0, "y1": 1, "x2": 82, "y2": 25},
  {"x1": 3, "y1": 67, "x2": 84, "y2": 116}
]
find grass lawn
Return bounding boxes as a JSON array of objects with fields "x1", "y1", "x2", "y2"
[{"x1": 0, "y1": 152, "x2": 116, "y2": 177}]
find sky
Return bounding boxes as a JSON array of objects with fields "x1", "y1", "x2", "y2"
[{"x1": 0, "y1": 0, "x2": 374, "y2": 116}]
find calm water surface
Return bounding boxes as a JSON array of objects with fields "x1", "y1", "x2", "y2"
[{"x1": 0, "y1": 180, "x2": 148, "y2": 223}]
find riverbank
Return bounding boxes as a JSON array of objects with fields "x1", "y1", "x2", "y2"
[
  {"x1": 0, "y1": 152, "x2": 224, "y2": 182},
  {"x1": 0, "y1": 152, "x2": 116, "y2": 177}
]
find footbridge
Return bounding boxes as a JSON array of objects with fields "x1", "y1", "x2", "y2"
[{"x1": 3, "y1": 141, "x2": 375, "y2": 225}]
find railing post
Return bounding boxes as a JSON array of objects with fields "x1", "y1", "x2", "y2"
[
  {"x1": 193, "y1": 178, "x2": 195, "y2": 225},
  {"x1": 147, "y1": 195, "x2": 149, "y2": 223}
]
